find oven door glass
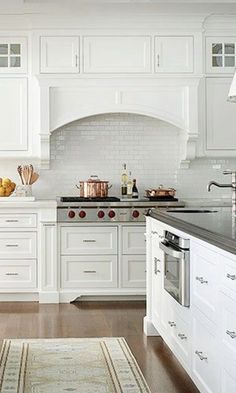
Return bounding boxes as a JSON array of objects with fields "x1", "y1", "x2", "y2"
[{"x1": 164, "y1": 253, "x2": 181, "y2": 303}]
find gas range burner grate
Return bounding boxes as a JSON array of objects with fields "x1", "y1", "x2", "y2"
[{"x1": 60, "y1": 196, "x2": 121, "y2": 203}]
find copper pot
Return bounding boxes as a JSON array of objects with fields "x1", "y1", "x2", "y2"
[
  {"x1": 77, "y1": 176, "x2": 112, "y2": 198},
  {"x1": 145, "y1": 185, "x2": 176, "y2": 198}
]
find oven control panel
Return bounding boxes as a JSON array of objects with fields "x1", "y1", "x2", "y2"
[{"x1": 57, "y1": 207, "x2": 149, "y2": 222}]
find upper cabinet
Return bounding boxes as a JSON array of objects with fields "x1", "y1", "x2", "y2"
[
  {"x1": 40, "y1": 36, "x2": 80, "y2": 73},
  {"x1": 206, "y1": 37, "x2": 236, "y2": 74},
  {"x1": 0, "y1": 37, "x2": 27, "y2": 74},
  {"x1": 206, "y1": 78, "x2": 236, "y2": 153},
  {"x1": 83, "y1": 36, "x2": 151, "y2": 74},
  {"x1": 0, "y1": 78, "x2": 27, "y2": 152},
  {"x1": 154, "y1": 36, "x2": 194, "y2": 73}
]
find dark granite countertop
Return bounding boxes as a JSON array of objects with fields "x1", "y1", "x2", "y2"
[{"x1": 148, "y1": 207, "x2": 236, "y2": 255}]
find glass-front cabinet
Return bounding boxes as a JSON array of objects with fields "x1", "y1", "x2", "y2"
[
  {"x1": 0, "y1": 37, "x2": 27, "y2": 73},
  {"x1": 206, "y1": 37, "x2": 236, "y2": 73}
]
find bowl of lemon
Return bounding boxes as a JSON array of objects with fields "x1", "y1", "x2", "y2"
[{"x1": 0, "y1": 178, "x2": 16, "y2": 197}]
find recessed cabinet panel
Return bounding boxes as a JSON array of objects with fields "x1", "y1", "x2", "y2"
[
  {"x1": 40, "y1": 36, "x2": 79, "y2": 73},
  {"x1": 206, "y1": 78, "x2": 236, "y2": 151},
  {"x1": 83, "y1": 36, "x2": 151, "y2": 73},
  {"x1": 206, "y1": 37, "x2": 236, "y2": 74},
  {"x1": 122, "y1": 226, "x2": 145, "y2": 254},
  {"x1": 0, "y1": 232, "x2": 36, "y2": 259},
  {"x1": 155, "y1": 36, "x2": 194, "y2": 73},
  {"x1": 0, "y1": 259, "x2": 37, "y2": 289},
  {"x1": 61, "y1": 226, "x2": 117, "y2": 255},
  {"x1": 0, "y1": 78, "x2": 27, "y2": 151},
  {"x1": 122, "y1": 255, "x2": 146, "y2": 288},
  {"x1": 61, "y1": 255, "x2": 117, "y2": 288}
]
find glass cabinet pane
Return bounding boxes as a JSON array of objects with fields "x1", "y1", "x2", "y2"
[
  {"x1": 212, "y1": 43, "x2": 222, "y2": 54},
  {"x1": 0, "y1": 57, "x2": 8, "y2": 67},
  {"x1": 10, "y1": 57, "x2": 21, "y2": 67},
  {"x1": 225, "y1": 56, "x2": 235, "y2": 67},
  {"x1": 10, "y1": 44, "x2": 20, "y2": 55},
  {"x1": 212, "y1": 56, "x2": 223, "y2": 67},
  {"x1": 0, "y1": 44, "x2": 8, "y2": 55},
  {"x1": 225, "y1": 43, "x2": 235, "y2": 54}
]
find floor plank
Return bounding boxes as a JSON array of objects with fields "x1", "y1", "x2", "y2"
[{"x1": 0, "y1": 301, "x2": 199, "y2": 393}]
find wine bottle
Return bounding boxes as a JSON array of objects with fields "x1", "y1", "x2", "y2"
[
  {"x1": 121, "y1": 163, "x2": 128, "y2": 197},
  {"x1": 127, "y1": 171, "x2": 133, "y2": 198},
  {"x1": 132, "y1": 179, "x2": 139, "y2": 199}
]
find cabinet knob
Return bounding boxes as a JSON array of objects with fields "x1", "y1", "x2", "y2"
[
  {"x1": 168, "y1": 321, "x2": 176, "y2": 327},
  {"x1": 195, "y1": 276, "x2": 208, "y2": 284},
  {"x1": 178, "y1": 333, "x2": 187, "y2": 340},
  {"x1": 226, "y1": 273, "x2": 236, "y2": 280},
  {"x1": 195, "y1": 350, "x2": 208, "y2": 361},
  {"x1": 226, "y1": 330, "x2": 236, "y2": 339}
]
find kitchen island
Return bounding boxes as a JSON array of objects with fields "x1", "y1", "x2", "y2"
[{"x1": 144, "y1": 207, "x2": 236, "y2": 393}]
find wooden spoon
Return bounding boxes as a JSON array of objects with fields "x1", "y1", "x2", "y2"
[{"x1": 30, "y1": 172, "x2": 39, "y2": 185}]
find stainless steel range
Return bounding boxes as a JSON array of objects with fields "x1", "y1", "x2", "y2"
[{"x1": 57, "y1": 196, "x2": 185, "y2": 222}]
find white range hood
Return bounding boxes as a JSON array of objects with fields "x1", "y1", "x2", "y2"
[{"x1": 37, "y1": 76, "x2": 201, "y2": 169}]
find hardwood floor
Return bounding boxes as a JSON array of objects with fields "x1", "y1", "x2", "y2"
[{"x1": 0, "y1": 301, "x2": 199, "y2": 393}]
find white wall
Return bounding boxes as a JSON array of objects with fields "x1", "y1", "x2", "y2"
[{"x1": 1, "y1": 113, "x2": 236, "y2": 201}]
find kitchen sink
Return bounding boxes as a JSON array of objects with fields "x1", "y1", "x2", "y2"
[{"x1": 166, "y1": 209, "x2": 218, "y2": 213}]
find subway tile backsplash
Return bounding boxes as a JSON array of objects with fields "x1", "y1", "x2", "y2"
[{"x1": 2, "y1": 113, "x2": 236, "y2": 200}]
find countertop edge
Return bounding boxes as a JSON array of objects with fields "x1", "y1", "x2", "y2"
[{"x1": 148, "y1": 209, "x2": 236, "y2": 256}]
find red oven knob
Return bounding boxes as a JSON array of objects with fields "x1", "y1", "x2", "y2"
[
  {"x1": 79, "y1": 210, "x2": 86, "y2": 218},
  {"x1": 108, "y1": 210, "x2": 116, "y2": 219},
  {"x1": 132, "y1": 210, "x2": 140, "y2": 218},
  {"x1": 97, "y1": 210, "x2": 105, "y2": 219},
  {"x1": 68, "y1": 210, "x2": 75, "y2": 218}
]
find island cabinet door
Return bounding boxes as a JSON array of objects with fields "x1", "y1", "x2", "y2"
[
  {"x1": 192, "y1": 309, "x2": 220, "y2": 393},
  {"x1": 191, "y1": 241, "x2": 220, "y2": 324},
  {"x1": 218, "y1": 293, "x2": 236, "y2": 393}
]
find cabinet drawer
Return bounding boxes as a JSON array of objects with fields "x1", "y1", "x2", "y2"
[
  {"x1": 0, "y1": 214, "x2": 37, "y2": 228},
  {"x1": 192, "y1": 312, "x2": 220, "y2": 393},
  {"x1": 220, "y1": 294, "x2": 236, "y2": 359},
  {"x1": 0, "y1": 232, "x2": 36, "y2": 259},
  {"x1": 174, "y1": 313, "x2": 191, "y2": 369},
  {"x1": 192, "y1": 243, "x2": 219, "y2": 322},
  {"x1": 61, "y1": 255, "x2": 117, "y2": 288},
  {"x1": 61, "y1": 226, "x2": 117, "y2": 255},
  {"x1": 122, "y1": 255, "x2": 146, "y2": 288},
  {"x1": 122, "y1": 226, "x2": 145, "y2": 254},
  {"x1": 0, "y1": 259, "x2": 37, "y2": 289}
]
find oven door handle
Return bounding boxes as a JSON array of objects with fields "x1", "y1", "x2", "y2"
[{"x1": 159, "y1": 242, "x2": 185, "y2": 259}]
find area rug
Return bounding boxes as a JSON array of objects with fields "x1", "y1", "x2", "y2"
[{"x1": 0, "y1": 338, "x2": 151, "y2": 393}]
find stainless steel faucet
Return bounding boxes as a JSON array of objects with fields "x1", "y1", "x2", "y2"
[{"x1": 208, "y1": 170, "x2": 236, "y2": 214}]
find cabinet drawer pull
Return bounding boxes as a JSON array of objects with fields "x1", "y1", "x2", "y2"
[
  {"x1": 75, "y1": 54, "x2": 78, "y2": 67},
  {"x1": 226, "y1": 330, "x2": 236, "y2": 339},
  {"x1": 196, "y1": 276, "x2": 208, "y2": 284},
  {"x1": 154, "y1": 258, "x2": 160, "y2": 275},
  {"x1": 83, "y1": 240, "x2": 96, "y2": 243},
  {"x1": 151, "y1": 231, "x2": 158, "y2": 235},
  {"x1": 5, "y1": 220, "x2": 19, "y2": 223},
  {"x1": 168, "y1": 321, "x2": 176, "y2": 327},
  {"x1": 157, "y1": 54, "x2": 160, "y2": 67},
  {"x1": 195, "y1": 350, "x2": 208, "y2": 361},
  {"x1": 5, "y1": 244, "x2": 19, "y2": 247},
  {"x1": 83, "y1": 270, "x2": 97, "y2": 274},
  {"x1": 178, "y1": 333, "x2": 187, "y2": 340},
  {"x1": 227, "y1": 273, "x2": 236, "y2": 280},
  {"x1": 5, "y1": 272, "x2": 19, "y2": 276}
]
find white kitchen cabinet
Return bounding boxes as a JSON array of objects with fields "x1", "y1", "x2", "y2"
[
  {"x1": 0, "y1": 214, "x2": 37, "y2": 228},
  {"x1": 192, "y1": 242, "x2": 220, "y2": 323},
  {"x1": 0, "y1": 37, "x2": 27, "y2": 73},
  {"x1": 122, "y1": 226, "x2": 146, "y2": 255},
  {"x1": 206, "y1": 37, "x2": 236, "y2": 74},
  {"x1": 154, "y1": 36, "x2": 194, "y2": 73},
  {"x1": 122, "y1": 255, "x2": 146, "y2": 288},
  {"x1": 206, "y1": 78, "x2": 236, "y2": 152},
  {"x1": 61, "y1": 255, "x2": 117, "y2": 288},
  {"x1": 0, "y1": 232, "x2": 36, "y2": 259},
  {"x1": 0, "y1": 78, "x2": 27, "y2": 152},
  {"x1": 192, "y1": 310, "x2": 220, "y2": 393},
  {"x1": 40, "y1": 36, "x2": 79, "y2": 73},
  {"x1": 83, "y1": 35, "x2": 151, "y2": 73},
  {"x1": 61, "y1": 226, "x2": 117, "y2": 255},
  {"x1": 0, "y1": 259, "x2": 37, "y2": 289}
]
